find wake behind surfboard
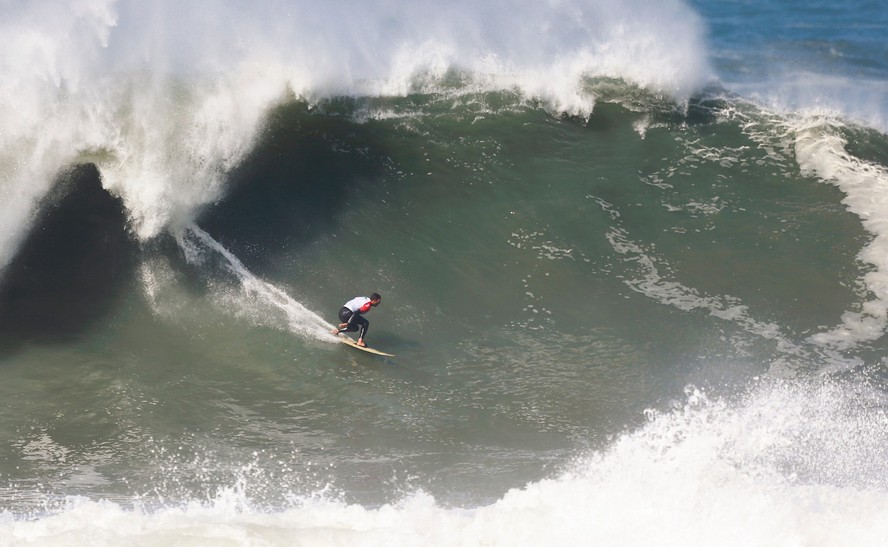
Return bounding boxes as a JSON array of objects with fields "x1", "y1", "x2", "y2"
[{"x1": 336, "y1": 334, "x2": 395, "y2": 357}]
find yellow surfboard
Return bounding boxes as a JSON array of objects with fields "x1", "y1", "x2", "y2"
[{"x1": 337, "y1": 334, "x2": 395, "y2": 357}]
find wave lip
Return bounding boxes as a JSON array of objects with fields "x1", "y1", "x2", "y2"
[{"x1": 0, "y1": 1, "x2": 713, "y2": 278}]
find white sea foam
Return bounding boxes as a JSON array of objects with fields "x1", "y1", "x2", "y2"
[
  {"x1": 730, "y1": 73, "x2": 888, "y2": 136},
  {"x1": 604, "y1": 224, "x2": 832, "y2": 369},
  {"x1": 633, "y1": 102, "x2": 888, "y2": 354},
  {"x1": 789, "y1": 117, "x2": 888, "y2": 349},
  {"x1": 174, "y1": 224, "x2": 334, "y2": 340},
  {"x1": 3, "y1": 379, "x2": 886, "y2": 546},
  {"x1": 0, "y1": 0, "x2": 711, "y2": 277}
]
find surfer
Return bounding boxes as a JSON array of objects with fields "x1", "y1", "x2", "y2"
[{"x1": 332, "y1": 293, "x2": 382, "y2": 347}]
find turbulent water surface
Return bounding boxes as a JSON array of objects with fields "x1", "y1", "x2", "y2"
[{"x1": 1, "y1": 0, "x2": 888, "y2": 545}]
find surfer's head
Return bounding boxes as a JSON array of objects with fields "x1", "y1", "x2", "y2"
[{"x1": 370, "y1": 293, "x2": 382, "y2": 306}]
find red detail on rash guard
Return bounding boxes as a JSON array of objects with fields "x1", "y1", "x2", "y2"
[{"x1": 359, "y1": 302, "x2": 373, "y2": 313}]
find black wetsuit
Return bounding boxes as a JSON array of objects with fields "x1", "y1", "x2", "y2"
[
  {"x1": 337, "y1": 296, "x2": 374, "y2": 339},
  {"x1": 338, "y1": 306, "x2": 369, "y2": 338}
]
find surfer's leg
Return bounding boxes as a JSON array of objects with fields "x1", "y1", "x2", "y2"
[
  {"x1": 337, "y1": 308, "x2": 358, "y2": 333},
  {"x1": 355, "y1": 316, "x2": 369, "y2": 343}
]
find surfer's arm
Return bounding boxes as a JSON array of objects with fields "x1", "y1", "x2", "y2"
[{"x1": 348, "y1": 301, "x2": 373, "y2": 324}]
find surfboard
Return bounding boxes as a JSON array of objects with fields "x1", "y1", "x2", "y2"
[{"x1": 337, "y1": 334, "x2": 395, "y2": 357}]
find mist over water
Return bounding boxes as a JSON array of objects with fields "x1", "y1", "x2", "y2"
[
  {"x1": 2, "y1": 0, "x2": 888, "y2": 545},
  {"x1": 0, "y1": 0, "x2": 712, "y2": 273},
  {"x1": 692, "y1": 0, "x2": 888, "y2": 130}
]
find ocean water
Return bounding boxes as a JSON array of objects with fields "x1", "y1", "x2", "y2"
[{"x1": 1, "y1": 0, "x2": 888, "y2": 545}]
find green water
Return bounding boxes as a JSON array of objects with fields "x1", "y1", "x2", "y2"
[{"x1": 0, "y1": 95, "x2": 881, "y2": 512}]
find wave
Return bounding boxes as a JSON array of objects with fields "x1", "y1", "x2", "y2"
[
  {"x1": 4, "y1": 379, "x2": 886, "y2": 545},
  {"x1": 5, "y1": 93, "x2": 888, "y2": 357},
  {"x1": 0, "y1": 0, "x2": 710, "y2": 277},
  {"x1": 5, "y1": 6, "x2": 888, "y2": 544}
]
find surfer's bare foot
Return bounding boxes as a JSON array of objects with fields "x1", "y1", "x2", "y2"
[
  {"x1": 338, "y1": 323, "x2": 348, "y2": 329},
  {"x1": 357, "y1": 338, "x2": 366, "y2": 347},
  {"x1": 331, "y1": 329, "x2": 339, "y2": 335}
]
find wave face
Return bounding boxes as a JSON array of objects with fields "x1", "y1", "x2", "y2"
[{"x1": 1, "y1": 0, "x2": 888, "y2": 545}]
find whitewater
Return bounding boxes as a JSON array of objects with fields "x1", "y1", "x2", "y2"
[{"x1": 1, "y1": 0, "x2": 888, "y2": 545}]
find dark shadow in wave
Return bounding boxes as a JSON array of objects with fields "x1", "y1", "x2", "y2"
[
  {"x1": 0, "y1": 164, "x2": 138, "y2": 351},
  {"x1": 198, "y1": 99, "x2": 390, "y2": 271}
]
